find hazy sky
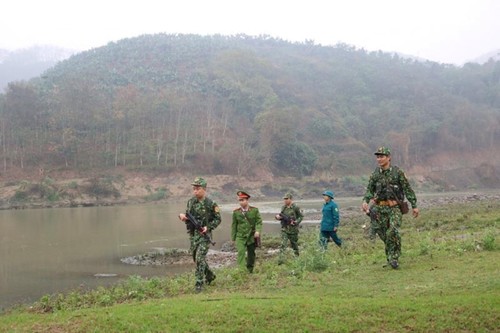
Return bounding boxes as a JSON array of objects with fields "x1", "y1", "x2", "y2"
[{"x1": 2, "y1": 0, "x2": 499, "y2": 65}]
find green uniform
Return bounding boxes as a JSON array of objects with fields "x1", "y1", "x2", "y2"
[
  {"x1": 279, "y1": 203, "x2": 303, "y2": 257},
  {"x1": 363, "y1": 165, "x2": 417, "y2": 263},
  {"x1": 231, "y1": 206, "x2": 262, "y2": 273},
  {"x1": 185, "y1": 196, "x2": 221, "y2": 286}
]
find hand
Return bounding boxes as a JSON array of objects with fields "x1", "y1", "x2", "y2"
[
  {"x1": 254, "y1": 231, "x2": 260, "y2": 238},
  {"x1": 200, "y1": 226, "x2": 208, "y2": 234},
  {"x1": 290, "y1": 220, "x2": 296, "y2": 225},
  {"x1": 333, "y1": 227, "x2": 338, "y2": 232},
  {"x1": 412, "y1": 208, "x2": 419, "y2": 218},
  {"x1": 178, "y1": 213, "x2": 187, "y2": 222},
  {"x1": 361, "y1": 202, "x2": 369, "y2": 213},
  {"x1": 275, "y1": 214, "x2": 281, "y2": 220}
]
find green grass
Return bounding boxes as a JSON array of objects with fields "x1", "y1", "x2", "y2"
[{"x1": 1, "y1": 200, "x2": 499, "y2": 332}]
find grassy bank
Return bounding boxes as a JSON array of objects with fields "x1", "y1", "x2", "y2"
[{"x1": 1, "y1": 200, "x2": 499, "y2": 332}]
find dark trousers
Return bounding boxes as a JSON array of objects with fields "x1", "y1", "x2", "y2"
[{"x1": 319, "y1": 230, "x2": 342, "y2": 249}]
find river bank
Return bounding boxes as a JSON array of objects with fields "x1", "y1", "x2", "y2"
[
  {"x1": 0, "y1": 172, "x2": 314, "y2": 210},
  {"x1": 1, "y1": 170, "x2": 499, "y2": 211}
]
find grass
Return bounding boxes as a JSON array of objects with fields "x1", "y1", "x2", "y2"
[{"x1": 1, "y1": 200, "x2": 499, "y2": 332}]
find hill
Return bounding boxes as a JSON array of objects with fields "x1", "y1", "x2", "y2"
[{"x1": 0, "y1": 34, "x2": 499, "y2": 193}]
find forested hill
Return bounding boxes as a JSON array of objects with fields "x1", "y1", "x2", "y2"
[{"x1": 1, "y1": 34, "x2": 499, "y2": 188}]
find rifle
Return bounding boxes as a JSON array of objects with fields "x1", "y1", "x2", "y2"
[
  {"x1": 186, "y1": 212, "x2": 216, "y2": 245},
  {"x1": 387, "y1": 185, "x2": 409, "y2": 214},
  {"x1": 278, "y1": 212, "x2": 295, "y2": 228},
  {"x1": 366, "y1": 206, "x2": 378, "y2": 221}
]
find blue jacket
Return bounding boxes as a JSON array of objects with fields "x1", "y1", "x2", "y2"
[{"x1": 321, "y1": 200, "x2": 339, "y2": 231}]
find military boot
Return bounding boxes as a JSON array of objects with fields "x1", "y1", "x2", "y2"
[{"x1": 206, "y1": 272, "x2": 216, "y2": 285}]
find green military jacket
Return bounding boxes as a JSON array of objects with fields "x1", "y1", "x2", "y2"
[
  {"x1": 231, "y1": 206, "x2": 263, "y2": 245},
  {"x1": 185, "y1": 196, "x2": 221, "y2": 243},
  {"x1": 280, "y1": 203, "x2": 303, "y2": 234},
  {"x1": 363, "y1": 165, "x2": 418, "y2": 208}
]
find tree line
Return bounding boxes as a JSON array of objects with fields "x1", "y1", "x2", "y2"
[{"x1": 0, "y1": 34, "x2": 499, "y2": 178}]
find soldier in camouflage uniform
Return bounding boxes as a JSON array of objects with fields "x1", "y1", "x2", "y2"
[
  {"x1": 178, "y1": 177, "x2": 221, "y2": 292},
  {"x1": 275, "y1": 192, "x2": 303, "y2": 264},
  {"x1": 231, "y1": 190, "x2": 262, "y2": 273},
  {"x1": 362, "y1": 147, "x2": 419, "y2": 269}
]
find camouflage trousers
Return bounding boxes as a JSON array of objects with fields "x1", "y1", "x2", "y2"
[
  {"x1": 280, "y1": 229, "x2": 300, "y2": 257},
  {"x1": 373, "y1": 205, "x2": 402, "y2": 262},
  {"x1": 191, "y1": 239, "x2": 215, "y2": 286}
]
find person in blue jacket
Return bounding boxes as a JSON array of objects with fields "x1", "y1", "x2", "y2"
[{"x1": 319, "y1": 190, "x2": 342, "y2": 249}]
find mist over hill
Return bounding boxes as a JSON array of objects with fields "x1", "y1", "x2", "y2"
[
  {"x1": 470, "y1": 49, "x2": 500, "y2": 65},
  {"x1": 0, "y1": 45, "x2": 75, "y2": 92},
  {"x1": 0, "y1": 34, "x2": 499, "y2": 191}
]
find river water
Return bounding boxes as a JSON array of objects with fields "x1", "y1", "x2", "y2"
[
  {"x1": 5, "y1": 190, "x2": 477, "y2": 311},
  {"x1": 1, "y1": 198, "x2": 344, "y2": 310}
]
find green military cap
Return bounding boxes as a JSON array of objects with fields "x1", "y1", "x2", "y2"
[
  {"x1": 191, "y1": 177, "x2": 207, "y2": 188},
  {"x1": 374, "y1": 146, "x2": 391, "y2": 156},
  {"x1": 237, "y1": 190, "x2": 251, "y2": 199},
  {"x1": 322, "y1": 190, "x2": 335, "y2": 199},
  {"x1": 283, "y1": 192, "x2": 293, "y2": 199}
]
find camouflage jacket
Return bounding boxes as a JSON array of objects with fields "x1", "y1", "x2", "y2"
[
  {"x1": 280, "y1": 203, "x2": 304, "y2": 232},
  {"x1": 185, "y1": 196, "x2": 221, "y2": 241},
  {"x1": 363, "y1": 165, "x2": 418, "y2": 208}
]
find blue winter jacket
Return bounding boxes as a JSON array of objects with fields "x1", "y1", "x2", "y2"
[{"x1": 320, "y1": 200, "x2": 340, "y2": 231}]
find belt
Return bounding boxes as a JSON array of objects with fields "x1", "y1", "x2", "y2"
[{"x1": 376, "y1": 200, "x2": 398, "y2": 207}]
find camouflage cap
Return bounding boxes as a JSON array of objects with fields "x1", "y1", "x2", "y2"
[
  {"x1": 374, "y1": 146, "x2": 391, "y2": 156},
  {"x1": 237, "y1": 190, "x2": 251, "y2": 199},
  {"x1": 283, "y1": 192, "x2": 293, "y2": 199},
  {"x1": 191, "y1": 177, "x2": 207, "y2": 188}
]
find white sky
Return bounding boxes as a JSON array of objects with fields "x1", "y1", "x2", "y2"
[{"x1": 1, "y1": 0, "x2": 499, "y2": 65}]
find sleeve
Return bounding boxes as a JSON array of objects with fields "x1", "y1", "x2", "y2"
[
  {"x1": 399, "y1": 169, "x2": 418, "y2": 208},
  {"x1": 332, "y1": 202, "x2": 340, "y2": 228},
  {"x1": 254, "y1": 209, "x2": 263, "y2": 233},
  {"x1": 294, "y1": 205, "x2": 304, "y2": 224},
  {"x1": 185, "y1": 198, "x2": 192, "y2": 214},
  {"x1": 363, "y1": 174, "x2": 376, "y2": 204},
  {"x1": 208, "y1": 201, "x2": 222, "y2": 231},
  {"x1": 231, "y1": 212, "x2": 237, "y2": 241}
]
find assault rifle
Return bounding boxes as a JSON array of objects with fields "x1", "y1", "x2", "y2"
[
  {"x1": 186, "y1": 212, "x2": 216, "y2": 245},
  {"x1": 366, "y1": 206, "x2": 379, "y2": 221},
  {"x1": 278, "y1": 212, "x2": 295, "y2": 228}
]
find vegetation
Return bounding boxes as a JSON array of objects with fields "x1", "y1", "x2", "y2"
[
  {"x1": 0, "y1": 34, "x2": 499, "y2": 181},
  {"x1": 1, "y1": 199, "x2": 498, "y2": 332}
]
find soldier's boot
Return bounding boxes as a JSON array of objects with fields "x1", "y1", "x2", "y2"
[
  {"x1": 206, "y1": 271, "x2": 216, "y2": 285},
  {"x1": 390, "y1": 260, "x2": 399, "y2": 269},
  {"x1": 195, "y1": 282, "x2": 203, "y2": 293}
]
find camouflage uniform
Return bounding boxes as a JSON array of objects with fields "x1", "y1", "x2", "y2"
[
  {"x1": 363, "y1": 147, "x2": 418, "y2": 266},
  {"x1": 184, "y1": 179, "x2": 221, "y2": 287},
  {"x1": 231, "y1": 191, "x2": 262, "y2": 273},
  {"x1": 278, "y1": 196, "x2": 303, "y2": 258}
]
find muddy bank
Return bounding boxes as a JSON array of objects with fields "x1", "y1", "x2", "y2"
[
  {"x1": 120, "y1": 242, "x2": 280, "y2": 269},
  {"x1": 121, "y1": 247, "x2": 237, "y2": 269}
]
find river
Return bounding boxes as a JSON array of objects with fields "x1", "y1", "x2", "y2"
[{"x1": 1, "y1": 198, "x2": 345, "y2": 310}]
